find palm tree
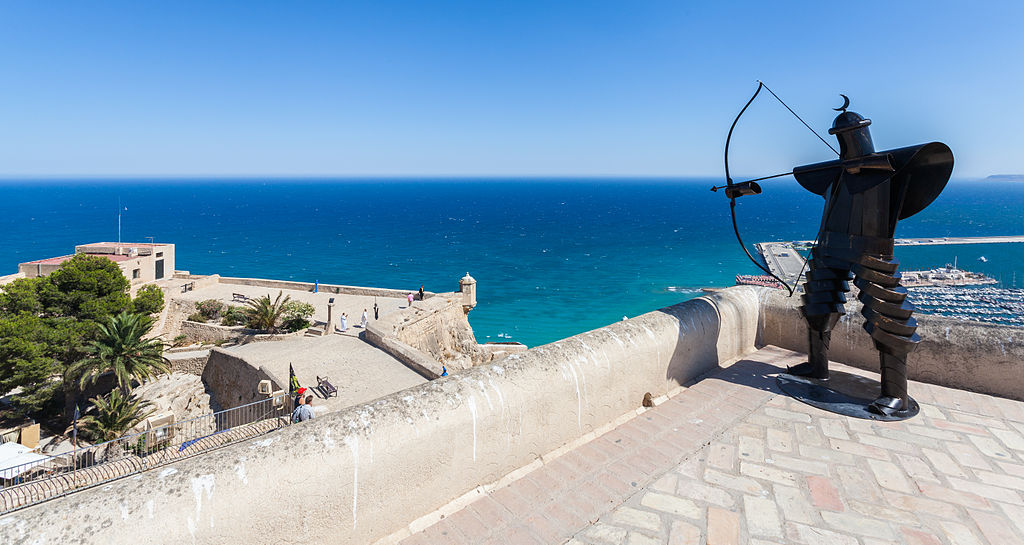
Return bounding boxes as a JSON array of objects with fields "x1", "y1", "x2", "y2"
[
  {"x1": 71, "y1": 311, "x2": 169, "y2": 393},
  {"x1": 245, "y1": 291, "x2": 291, "y2": 331},
  {"x1": 79, "y1": 389, "x2": 154, "y2": 443}
]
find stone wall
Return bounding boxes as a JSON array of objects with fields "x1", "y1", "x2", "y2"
[
  {"x1": 365, "y1": 293, "x2": 494, "y2": 375},
  {"x1": 363, "y1": 325, "x2": 442, "y2": 378},
  {"x1": 201, "y1": 348, "x2": 280, "y2": 410},
  {"x1": 761, "y1": 287, "x2": 1024, "y2": 401},
  {"x1": 159, "y1": 297, "x2": 199, "y2": 340},
  {"x1": 0, "y1": 271, "x2": 26, "y2": 286},
  {"x1": 171, "y1": 272, "x2": 222, "y2": 292},
  {"x1": 179, "y1": 321, "x2": 303, "y2": 345},
  {"x1": 0, "y1": 286, "x2": 766, "y2": 545},
  {"x1": 164, "y1": 349, "x2": 211, "y2": 376},
  {"x1": 218, "y1": 276, "x2": 428, "y2": 299},
  {"x1": 393, "y1": 295, "x2": 488, "y2": 368},
  {"x1": 480, "y1": 342, "x2": 529, "y2": 361}
]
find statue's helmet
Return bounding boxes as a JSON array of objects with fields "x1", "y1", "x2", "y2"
[{"x1": 829, "y1": 110, "x2": 874, "y2": 158}]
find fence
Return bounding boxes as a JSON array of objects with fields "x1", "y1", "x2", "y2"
[{"x1": 0, "y1": 393, "x2": 291, "y2": 514}]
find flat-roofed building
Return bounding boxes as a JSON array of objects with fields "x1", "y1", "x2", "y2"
[{"x1": 16, "y1": 242, "x2": 175, "y2": 294}]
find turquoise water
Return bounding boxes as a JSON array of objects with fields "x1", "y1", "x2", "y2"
[{"x1": 1, "y1": 178, "x2": 1022, "y2": 347}]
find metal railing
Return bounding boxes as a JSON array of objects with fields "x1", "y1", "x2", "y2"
[{"x1": 0, "y1": 393, "x2": 291, "y2": 514}]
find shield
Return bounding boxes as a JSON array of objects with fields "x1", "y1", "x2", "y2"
[
  {"x1": 886, "y1": 142, "x2": 954, "y2": 220},
  {"x1": 793, "y1": 159, "x2": 841, "y2": 196}
]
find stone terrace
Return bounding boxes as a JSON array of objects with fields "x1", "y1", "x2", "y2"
[{"x1": 399, "y1": 346, "x2": 1024, "y2": 545}]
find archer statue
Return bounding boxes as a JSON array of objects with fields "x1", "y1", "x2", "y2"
[{"x1": 718, "y1": 83, "x2": 953, "y2": 419}]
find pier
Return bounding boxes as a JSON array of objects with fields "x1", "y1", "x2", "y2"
[
  {"x1": 791, "y1": 234, "x2": 1024, "y2": 246},
  {"x1": 754, "y1": 241, "x2": 808, "y2": 285},
  {"x1": 894, "y1": 235, "x2": 1024, "y2": 245}
]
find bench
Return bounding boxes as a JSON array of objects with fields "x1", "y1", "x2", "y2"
[
  {"x1": 316, "y1": 376, "x2": 338, "y2": 398},
  {"x1": 181, "y1": 282, "x2": 195, "y2": 293},
  {"x1": 232, "y1": 293, "x2": 249, "y2": 303}
]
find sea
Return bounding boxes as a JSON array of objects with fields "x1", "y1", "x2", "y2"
[{"x1": 1, "y1": 178, "x2": 1022, "y2": 347}]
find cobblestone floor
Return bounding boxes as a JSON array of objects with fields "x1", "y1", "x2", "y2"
[{"x1": 399, "y1": 345, "x2": 1024, "y2": 545}]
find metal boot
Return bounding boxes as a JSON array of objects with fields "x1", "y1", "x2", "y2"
[
  {"x1": 788, "y1": 326, "x2": 831, "y2": 379},
  {"x1": 869, "y1": 351, "x2": 909, "y2": 416}
]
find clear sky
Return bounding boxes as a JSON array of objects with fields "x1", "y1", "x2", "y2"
[{"x1": 0, "y1": 1, "x2": 1020, "y2": 178}]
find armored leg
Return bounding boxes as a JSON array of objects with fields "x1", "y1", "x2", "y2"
[
  {"x1": 790, "y1": 250, "x2": 852, "y2": 379},
  {"x1": 853, "y1": 254, "x2": 919, "y2": 416}
]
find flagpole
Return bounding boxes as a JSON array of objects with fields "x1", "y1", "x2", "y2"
[
  {"x1": 72, "y1": 404, "x2": 79, "y2": 487},
  {"x1": 117, "y1": 198, "x2": 122, "y2": 254}
]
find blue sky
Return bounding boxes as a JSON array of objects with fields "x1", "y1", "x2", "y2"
[{"x1": 0, "y1": 1, "x2": 1020, "y2": 178}]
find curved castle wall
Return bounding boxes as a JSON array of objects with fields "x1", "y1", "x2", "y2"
[
  {"x1": 8, "y1": 283, "x2": 1022, "y2": 544},
  {"x1": 0, "y1": 286, "x2": 766, "y2": 545}
]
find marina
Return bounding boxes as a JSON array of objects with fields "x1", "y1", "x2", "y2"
[{"x1": 907, "y1": 285, "x2": 1024, "y2": 327}]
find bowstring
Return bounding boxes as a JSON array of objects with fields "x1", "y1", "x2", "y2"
[
  {"x1": 744, "y1": 81, "x2": 842, "y2": 295},
  {"x1": 758, "y1": 80, "x2": 840, "y2": 157}
]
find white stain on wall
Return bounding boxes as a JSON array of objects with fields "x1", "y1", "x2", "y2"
[
  {"x1": 467, "y1": 395, "x2": 479, "y2": 461},
  {"x1": 234, "y1": 459, "x2": 248, "y2": 485},
  {"x1": 343, "y1": 434, "x2": 360, "y2": 528}
]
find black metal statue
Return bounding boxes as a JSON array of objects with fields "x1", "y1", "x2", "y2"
[
  {"x1": 788, "y1": 101, "x2": 953, "y2": 418},
  {"x1": 716, "y1": 83, "x2": 953, "y2": 420}
]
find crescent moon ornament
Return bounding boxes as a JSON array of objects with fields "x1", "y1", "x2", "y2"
[{"x1": 834, "y1": 94, "x2": 850, "y2": 112}]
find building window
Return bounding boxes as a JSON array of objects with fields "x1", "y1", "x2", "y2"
[
  {"x1": 133, "y1": 269, "x2": 141, "y2": 279},
  {"x1": 156, "y1": 252, "x2": 163, "y2": 257}
]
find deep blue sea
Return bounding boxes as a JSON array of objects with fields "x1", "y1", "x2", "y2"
[{"x1": 1, "y1": 178, "x2": 1022, "y2": 347}]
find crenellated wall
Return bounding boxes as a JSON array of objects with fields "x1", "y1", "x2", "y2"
[{"x1": 0, "y1": 286, "x2": 766, "y2": 545}]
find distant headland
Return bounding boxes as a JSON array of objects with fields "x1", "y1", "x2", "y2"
[{"x1": 983, "y1": 174, "x2": 1024, "y2": 182}]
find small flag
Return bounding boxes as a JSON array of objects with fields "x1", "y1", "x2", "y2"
[{"x1": 289, "y1": 364, "x2": 300, "y2": 395}]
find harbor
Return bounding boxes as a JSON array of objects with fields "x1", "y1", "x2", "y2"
[
  {"x1": 749, "y1": 238, "x2": 1024, "y2": 327},
  {"x1": 754, "y1": 237, "x2": 1023, "y2": 287}
]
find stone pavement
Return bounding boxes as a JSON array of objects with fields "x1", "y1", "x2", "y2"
[{"x1": 399, "y1": 345, "x2": 1024, "y2": 545}]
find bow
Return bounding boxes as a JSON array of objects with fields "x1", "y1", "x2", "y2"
[{"x1": 717, "y1": 81, "x2": 841, "y2": 297}]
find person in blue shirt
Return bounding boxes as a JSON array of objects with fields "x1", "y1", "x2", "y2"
[{"x1": 291, "y1": 395, "x2": 315, "y2": 422}]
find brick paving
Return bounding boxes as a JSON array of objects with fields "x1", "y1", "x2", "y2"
[{"x1": 399, "y1": 346, "x2": 1024, "y2": 544}]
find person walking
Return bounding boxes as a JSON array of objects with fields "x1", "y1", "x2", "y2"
[
  {"x1": 373, "y1": 302, "x2": 379, "y2": 320},
  {"x1": 340, "y1": 313, "x2": 348, "y2": 332},
  {"x1": 407, "y1": 293, "x2": 414, "y2": 307},
  {"x1": 418, "y1": 285, "x2": 425, "y2": 301},
  {"x1": 361, "y1": 309, "x2": 368, "y2": 328}
]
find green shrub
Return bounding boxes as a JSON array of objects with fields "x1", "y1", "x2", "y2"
[
  {"x1": 196, "y1": 299, "x2": 223, "y2": 320},
  {"x1": 282, "y1": 317, "x2": 310, "y2": 332},
  {"x1": 172, "y1": 334, "x2": 188, "y2": 347},
  {"x1": 131, "y1": 285, "x2": 164, "y2": 315},
  {"x1": 186, "y1": 313, "x2": 206, "y2": 323},
  {"x1": 283, "y1": 301, "x2": 315, "y2": 321},
  {"x1": 281, "y1": 301, "x2": 315, "y2": 332},
  {"x1": 220, "y1": 305, "x2": 248, "y2": 326}
]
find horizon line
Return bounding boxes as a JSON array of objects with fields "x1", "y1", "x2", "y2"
[{"x1": 0, "y1": 173, "x2": 999, "y2": 181}]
